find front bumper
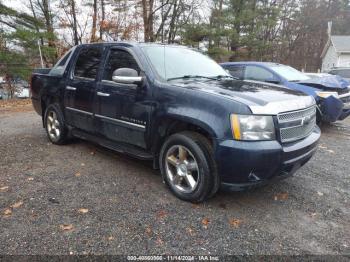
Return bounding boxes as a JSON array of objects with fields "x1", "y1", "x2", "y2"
[{"x1": 215, "y1": 126, "x2": 321, "y2": 191}]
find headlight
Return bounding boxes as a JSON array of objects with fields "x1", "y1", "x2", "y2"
[
  {"x1": 230, "y1": 114, "x2": 275, "y2": 141},
  {"x1": 316, "y1": 91, "x2": 339, "y2": 98}
]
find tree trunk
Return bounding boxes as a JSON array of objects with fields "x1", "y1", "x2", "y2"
[
  {"x1": 70, "y1": 0, "x2": 79, "y2": 45},
  {"x1": 142, "y1": 0, "x2": 154, "y2": 42},
  {"x1": 90, "y1": 0, "x2": 97, "y2": 42},
  {"x1": 99, "y1": 0, "x2": 105, "y2": 40}
]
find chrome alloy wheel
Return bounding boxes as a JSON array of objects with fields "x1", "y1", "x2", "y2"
[
  {"x1": 165, "y1": 145, "x2": 199, "y2": 193},
  {"x1": 47, "y1": 110, "x2": 60, "y2": 141}
]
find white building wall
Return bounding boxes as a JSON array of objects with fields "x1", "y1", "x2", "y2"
[
  {"x1": 322, "y1": 44, "x2": 338, "y2": 72},
  {"x1": 338, "y1": 54, "x2": 350, "y2": 67}
]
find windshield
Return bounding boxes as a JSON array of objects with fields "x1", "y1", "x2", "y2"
[
  {"x1": 142, "y1": 46, "x2": 231, "y2": 80},
  {"x1": 270, "y1": 65, "x2": 310, "y2": 82}
]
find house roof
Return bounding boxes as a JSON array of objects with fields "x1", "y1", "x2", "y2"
[
  {"x1": 321, "y1": 35, "x2": 350, "y2": 58},
  {"x1": 331, "y1": 36, "x2": 350, "y2": 52}
]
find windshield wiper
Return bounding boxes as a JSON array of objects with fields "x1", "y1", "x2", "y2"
[
  {"x1": 213, "y1": 75, "x2": 238, "y2": 80},
  {"x1": 167, "y1": 75, "x2": 217, "y2": 81}
]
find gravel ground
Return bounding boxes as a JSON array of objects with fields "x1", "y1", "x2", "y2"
[{"x1": 0, "y1": 103, "x2": 349, "y2": 255}]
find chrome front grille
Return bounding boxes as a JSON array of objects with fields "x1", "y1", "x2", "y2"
[{"x1": 277, "y1": 106, "x2": 317, "y2": 143}]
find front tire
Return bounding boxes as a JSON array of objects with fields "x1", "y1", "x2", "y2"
[
  {"x1": 159, "y1": 132, "x2": 219, "y2": 203},
  {"x1": 44, "y1": 104, "x2": 68, "y2": 145}
]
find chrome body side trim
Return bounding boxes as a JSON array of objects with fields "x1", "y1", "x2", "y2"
[
  {"x1": 96, "y1": 92, "x2": 110, "y2": 97},
  {"x1": 249, "y1": 96, "x2": 316, "y2": 115},
  {"x1": 95, "y1": 114, "x2": 146, "y2": 129},
  {"x1": 339, "y1": 92, "x2": 350, "y2": 98},
  {"x1": 65, "y1": 107, "x2": 93, "y2": 116},
  {"x1": 66, "y1": 86, "x2": 77, "y2": 91}
]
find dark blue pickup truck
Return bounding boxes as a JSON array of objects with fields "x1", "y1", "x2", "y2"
[{"x1": 30, "y1": 42, "x2": 320, "y2": 202}]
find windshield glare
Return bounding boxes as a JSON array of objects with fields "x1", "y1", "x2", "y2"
[
  {"x1": 270, "y1": 65, "x2": 310, "y2": 82},
  {"x1": 142, "y1": 46, "x2": 230, "y2": 80}
]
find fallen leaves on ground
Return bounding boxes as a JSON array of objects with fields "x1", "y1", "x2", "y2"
[
  {"x1": 0, "y1": 186, "x2": 9, "y2": 192},
  {"x1": 156, "y1": 210, "x2": 168, "y2": 220},
  {"x1": 318, "y1": 145, "x2": 335, "y2": 154},
  {"x1": 145, "y1": 226, "x2": 152, "y2": 236},
  {"x1": 78, "y1": 208, "x2": 89, "y2": 214},
  {"x1": 155, "y1": 237, "x2": 164, "y2": 246},
  {"x1": 201, "y1": 217, "x2": 210, "y2": 228},
  {"x1": 229, "y1": 218, "x2": 242, "y2": 228},
  {"x1": 192, "y1": 203, "x2": 201, "y2": 209},
  {"x1": 274, "y1": 192, "x2": 289, "y2": 201},
  {"x1": 310, "y1": 212, "x2": 317, "y2": 218},
  {"x1": 0, "y1": 98, "x2": 31, "y2": 107},
  {"x1": 60, "y1": 224, "x2": 74, "y2": 231},
  {"x1": 3, "y1": 209, "x2": 12, "y2": 217},
  {"x1": 186, "y1": 227, "x2": 195, "y2": 236},
  {"x1": 11, "y1": 201, "x2": 23, "y2": 208}
]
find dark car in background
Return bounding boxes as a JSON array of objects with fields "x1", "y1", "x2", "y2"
[{"x1": 221, "y1": 62, "x2": 350, "y2": 122}]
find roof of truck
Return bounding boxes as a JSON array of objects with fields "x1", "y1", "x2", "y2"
[{"x1": 75, "y1": 42, "x2": 188, "y2": 49}]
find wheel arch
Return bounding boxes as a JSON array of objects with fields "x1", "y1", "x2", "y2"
[
  {"x1": 151, "y1": 115, "x2": 217, "y2": 168},
  {"x1": 41, "y1": 95, "x2": 63, "y2": 127}
]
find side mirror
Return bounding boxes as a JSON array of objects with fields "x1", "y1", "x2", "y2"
[{"x1": 112, "y1": 68, "x2": 143, "y2": 85}]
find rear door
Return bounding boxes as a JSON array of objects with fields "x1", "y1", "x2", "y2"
[
  {"x1": 95, "y1": 47, "x2": 151, "y2": 148},
  {"x1": 64, "y1": 46, "x2": 103, "y2": 133},
  {"x1": 244, "y1": 65, "x2": 279, "y2": 83}
]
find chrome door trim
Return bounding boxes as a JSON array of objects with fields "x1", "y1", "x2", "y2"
[
  {"x1": 66, "y1": 86, "x2": 77, "y2": 91},
  {"x1": 339, "y1": 92, "x2": 350, "y2": 98},
  {"x1": 95, "y1": 114, "x2": 146, "y2": 129},
  {"x1": 97, "y1": 92, "x2": 110, "y2": 97},
  {"x1": 65, "y1": 107, "x2": 93, "y2": 116}
]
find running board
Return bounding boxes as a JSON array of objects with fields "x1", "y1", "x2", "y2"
[{"x1": 70, "y1": 128, "x2": 154, "y2": 160}]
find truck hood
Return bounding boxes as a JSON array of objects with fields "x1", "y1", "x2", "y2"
[{"x1": 174, "y1": 79, "x2": 315, "y2": 115}]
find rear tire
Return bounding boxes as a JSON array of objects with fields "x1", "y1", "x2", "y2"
[
  {"x1": 44, "y1": 103, "x2": 68, "y2": 145},
  {"x1": 159, "y1": 131, "x2": 219, "y2": 203}
]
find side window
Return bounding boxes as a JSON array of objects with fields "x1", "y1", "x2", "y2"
[
  {"x1": 226, "y1": 66, "x2": 245, "y2": 79},
  {"x1": 57, "y1": 51, "x2": 71, "y2": 67},
  {"x1": 50, "y1": 49, "x2": 74, "y2": 76},
  {"x1": 103, "y1": 49, "x2": 140, "y2": 81},
  {"x1": 245, "y1": 66, "x2": 275, "y2": 82},
  {"x1": 74, "y1": 47, "x2": 102, "y2": 79}
]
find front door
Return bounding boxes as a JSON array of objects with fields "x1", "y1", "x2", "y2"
[
  {"x1": 64, "y1": 46, "x2": 103, "y2": 133},
  {"x1": 95, "y1": 47, "x2": 151, "y2": 149}
]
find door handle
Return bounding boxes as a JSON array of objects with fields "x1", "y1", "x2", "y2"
[
  {"x1": 66, "y1": 86, "x2": 77, "y2": 91},
  {"x1": 97, "y1": 92, "x2": 110, "y2": 97}
]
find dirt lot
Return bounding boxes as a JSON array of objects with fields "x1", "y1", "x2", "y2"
[{"x1": 0, "y1": 100, "x2": 349, "y2": 255}]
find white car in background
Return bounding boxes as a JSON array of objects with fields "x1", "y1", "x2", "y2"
[{"x1": 15, "y1": 87, "x2": 30, "y2": 98}]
